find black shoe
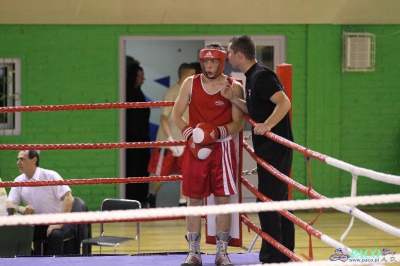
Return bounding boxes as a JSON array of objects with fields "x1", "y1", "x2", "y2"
[
  {"x1": 147, "y1": 194, "x2": 156, "y2": 208},
  {"x1": 179, "y1": 202, "x2": 187, "y2": 207}
]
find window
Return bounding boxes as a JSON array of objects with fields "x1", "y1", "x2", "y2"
[
  {"x1": 0, "y1": 59, "x2": 21, "y2": 136},
  {"x1": 342, "y1": 32, "x2": 376, "y2": 72}
]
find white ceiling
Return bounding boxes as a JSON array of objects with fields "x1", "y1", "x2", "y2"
[{"x1": 1, "y1": 0, "x2": 399, "y2": 25}]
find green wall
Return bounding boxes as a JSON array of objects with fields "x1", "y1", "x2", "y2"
[
  {"x1": 303, "y1": 25, "x2": 342, "y2": 198},
  {"x1": 0, "y1": 25, "x2": 399, "y2": 210},
  {"x1": 339, "y1": 25, "x2": 400, "y2": 198}
]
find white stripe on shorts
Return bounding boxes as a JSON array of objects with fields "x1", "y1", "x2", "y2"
[
  {"x1": 155, "y1": 148, "x2": 165, "y2": 176},
  {"x1": 221, "y1": 140, "x2": 237, "y2": 195}
]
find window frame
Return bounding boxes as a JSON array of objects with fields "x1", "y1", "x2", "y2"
[{"x1": 0, "y1": 58, "x2": 21, "y2": 136}]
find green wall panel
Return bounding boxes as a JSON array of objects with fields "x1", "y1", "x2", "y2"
[
  {"x1": 305, "y1": 25, "x2": 342, "y2": 197},
  {"x1": 340, "y1": 25, "x2": 400, "y2": 202}
]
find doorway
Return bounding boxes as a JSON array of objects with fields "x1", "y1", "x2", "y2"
[{"x1": 119, "y1": 35, "x2": 286, "y2": 202}]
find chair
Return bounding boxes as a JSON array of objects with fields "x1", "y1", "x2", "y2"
[
  {"x1": 64, "y1": 197, "x2": 92, "y2": 255},
  {"x1": 34, "y1": 196, "x2": 92, "y2": 255},
  {"x1": 80, "y1": 198, "x2": 141, "y2": 254}
]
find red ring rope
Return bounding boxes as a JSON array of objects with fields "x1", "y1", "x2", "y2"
[
  {"x1": 0, "y1": 176, "x2": 182, "y2": 188},
  {"x1": 0, "y1": 140, "x2": 186, "y2": 150},
  {"x1": 0, "y1": 101, "x2": 174, "y2": 113}
]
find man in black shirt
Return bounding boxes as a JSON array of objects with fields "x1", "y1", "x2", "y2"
[{"x1": 221, "y1": 35, "x2": 294, "y2": 263}]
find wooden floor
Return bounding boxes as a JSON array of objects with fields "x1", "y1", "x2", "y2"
[{"x1": 89, "y1": 209, "x2": 400, "y2": 261}]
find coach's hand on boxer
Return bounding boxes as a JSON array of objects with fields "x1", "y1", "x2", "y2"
[{"x1": 221, "y1": 80, "x2": 234, "y2": 101}]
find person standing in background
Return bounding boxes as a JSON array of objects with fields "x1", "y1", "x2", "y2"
[
  {"x1": 125, "y1": 62, "x2": 151, "y2": 207},
  {"x1": 190, "y1": 62, "x2": 202, "y2": 75},
  {"x1": 147, "y1": 63, "x2": 196, "y2": 208},
  {"x1": 221, "y1": 35, "x2": 294, "y2": 263}
]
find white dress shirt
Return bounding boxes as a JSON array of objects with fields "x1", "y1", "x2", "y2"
[{"x1": 8, "y1": 167, "x2": 71, "y2": 214}]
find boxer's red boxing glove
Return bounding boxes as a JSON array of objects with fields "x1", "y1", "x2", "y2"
[
  {"x1": 193, "y1": 123, "x2": 228, "y2": 145},
  {"x1": 188, "y1": 136, "x2": 214, "y2": 160},
  {"x1": 193, "y1": 123, "x2": 218, "y2": 145},
  {"x1": 181, "y1": 125, "x2": 194, "y2": 140}
]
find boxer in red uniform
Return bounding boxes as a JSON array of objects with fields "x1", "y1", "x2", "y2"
[{"x1": 171, "y1": 43, "x2": 244, "y2": 266}]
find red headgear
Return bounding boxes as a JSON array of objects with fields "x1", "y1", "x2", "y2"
[{"x1": 199, "y1": 49, "x2": 227, "y2": 79}]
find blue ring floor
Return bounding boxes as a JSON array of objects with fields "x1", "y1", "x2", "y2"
[{"x1": 0, "y1": 252, "x2": 261, "y2": 266}]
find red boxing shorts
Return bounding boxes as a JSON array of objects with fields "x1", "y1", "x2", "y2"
[
  {"x1": 147, "y1": 147, "x2": 184, "y2": 175},
  {"x1": 181, "y1": 139, "x2": 237, "y2": 198}
]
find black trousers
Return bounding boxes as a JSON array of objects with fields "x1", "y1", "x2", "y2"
[
  {"x1": 125, "y1": 135, "x2": 150, "y2": 206},
  {"x1": 32, "y1": 224, "x2": 76, "y2": 255},
  {"x1": 256, "y1": 148, "x2": 295, "y2": 263}
]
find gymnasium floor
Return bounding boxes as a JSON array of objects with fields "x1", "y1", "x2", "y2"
[{"x1": 1, "y1": 211, "x2": 399, "y2": 265}]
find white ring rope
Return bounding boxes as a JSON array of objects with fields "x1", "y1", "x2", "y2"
[
  {"x1": 242, "y1": 134, "x2": 400, "y2": 241},
  {"x1": 325, "y1": 157, "x2": 400, "y2": 186},
  {"x1": 311, "y1": 158, "x2": 400, "y2": 238},
  {"x1": 334, "y1": 205, "x2": 400, "y2": 238},
  {"x1": 1, "y1": 193, "x2": 399, "y2": 227}
]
